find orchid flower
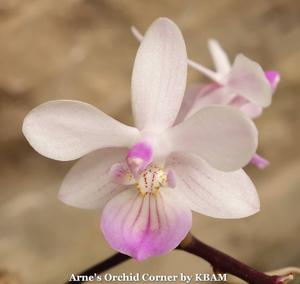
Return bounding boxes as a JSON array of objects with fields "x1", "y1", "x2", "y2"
[
  {"x1": 23, "y1": 18, "x2": 259, "y2": 261},
  {"x1": 180, "y1": 39, "x2": 280, "y2": 120},
  {"x1": 182, "y1": 40, "x2": 280, "y2": 169}
]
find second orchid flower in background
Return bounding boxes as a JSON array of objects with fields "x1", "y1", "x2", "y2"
[
  {"x1": 180, "y1": 39, "x2": 280, "y2": 169},
  {"x1": 132, "y1": 27, "x2": 280, "y2": 169}
]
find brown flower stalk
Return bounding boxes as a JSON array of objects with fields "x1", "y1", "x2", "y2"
[
  {"x1": 178, "y1": 233, "x2": 295, "y2": 284},
  {"x1": 65, "y1": 233, "x2": 296, "y2": 284}
]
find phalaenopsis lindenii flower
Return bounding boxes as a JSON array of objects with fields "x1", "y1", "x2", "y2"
[
  {"x1": 23, "y1": 18, "x2": 260, "y2": 260},
  {"x1": 179, "y1": 39, "x2": 280, "y2": 169}
]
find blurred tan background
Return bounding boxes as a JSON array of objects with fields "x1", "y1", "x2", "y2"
[{"x1": 0, "y1": 0, "x2": 299, "y2": 283}]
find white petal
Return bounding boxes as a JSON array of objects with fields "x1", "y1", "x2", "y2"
[
  {"x1": 23, "y1": 100, "x2": 139, "y2": 161},
  {"x1": 208, "y1": 39, "x2": 231, "y2": 75},
  {"x1": 187, "y1": 85, "x2": 235, "y2": 120},
  {"x1": 174, "y1": 84, "x2": 202, "y2": 125},
  {"x1": 228, "y1": 54, "x2": 272, "y2": 107},
  {"x1": 131, "y1": 18, "x2": 187, "y2": 132},
  {"x1": 101, "y1": 188, "x2": 192, "y2": 260},
  {"x1": 131, "y1": 26, "x2": 223, "y2": 87},
  {"x1": 167, "y1": 152, "x2": 260, "y2": 218},
  {"x1": 175, "y1": 84, "x2": 233, "y2": 124},
  {"x1": 59, "y1": 148, "x2": 127, "y2": 209},
  {"x1": 164, "y1": 106, "x2": 258, "y2": 171}
]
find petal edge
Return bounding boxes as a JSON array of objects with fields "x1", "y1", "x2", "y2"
[{"x1": 23, "y1": 100, "x2": 138, "y2": 161}]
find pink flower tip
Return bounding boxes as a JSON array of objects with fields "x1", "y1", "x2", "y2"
[
  {"x1": 250, "y1": 153, "x2": 270, "y2": 169},
  {"x1": 265, "y1": 70, "x2": 280, "y2": 94}
]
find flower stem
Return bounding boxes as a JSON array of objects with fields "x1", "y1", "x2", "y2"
[
  {"x1": 178, "y1": 233, "x2": 287, "y2": 284},
  {"x1": 65, "y1": 234, "x2": 292, "y2": 284},
  {"x1": 65, "y1": 253, "x2": 130, "y2": 284}
]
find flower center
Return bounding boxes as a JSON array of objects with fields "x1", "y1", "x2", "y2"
[
  {"x1": 137, "y1": 165, "x2": 167, "y2": 195},
  {"x1": 109, "y1": 162, "x2": 176, "y2": 195}
]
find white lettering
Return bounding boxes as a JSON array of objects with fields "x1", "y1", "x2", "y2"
[
  {"x1": 180, "y1": 273, "x2": 193, "y2": 283},
  {"x1": 69, "y1": 274, "x2": 94, "y2": 282},
  {"x1": 142, "y1": 273, "x2": 178, "y2": 282},
  {"x1": 217, "y1": 273, "x2": 227, "y2": 281},
  {"x1": 195, "y1": 273, "x2": 227, "y2": 282}
]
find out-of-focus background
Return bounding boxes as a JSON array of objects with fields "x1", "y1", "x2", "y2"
[{"x1": 0, "y1": 0, "x2": 299, "y2": 283}]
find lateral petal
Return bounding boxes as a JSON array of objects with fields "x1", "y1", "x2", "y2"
[
  {"x1": 22, "y1": 100, "x2": 138, "y2": 161},
  {"x1": 59, "y1": 148, "x2": 127, "y2": 209},
  {"x1": 164, "y1": 106, "x2": 258, "y2": 171},
  {"x1": 167, "y1": 152, "x2": 260, "y2": 218}
]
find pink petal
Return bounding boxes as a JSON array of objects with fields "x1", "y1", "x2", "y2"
[
  {"x1": 250, "y1": 153, "x2": 270, "y2": 169},
  {"x1": 164, "y1": 106, "x2": 258, "y2": 171},
  {"x1": 22, "y1": 100, "x2": 139, "y2": 161},
  {"x1": 208, "y1": 39, "x2": 231, "y2": 75},
  {"x1": 265, "y1": 70, "x2": 280, "y2": 94},
  {"x1": 59, "y1": 148, "x2": 127, "y2": 209},
  {"x1": 167, "y1": 152, "x2": 260, "y2": 218},
  {"x1": 131, "y1": 18, "x2": 187, "y2": 132},
  {"x1": 101, "y1": 188, "x2": 192, "y2": 260},
  {"x1": 228, "y1": 54, "x2": 272, "y2": 107}
]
